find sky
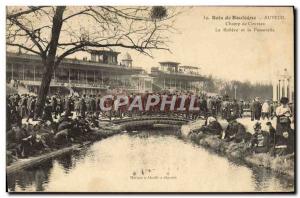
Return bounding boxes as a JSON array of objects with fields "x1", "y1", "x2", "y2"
[
  {"x1": 7, "y1": 6, "x2": 294, "y2": 84},
  {"x1": 114, "y1": 6, "x2": 294, "y2": 84}
]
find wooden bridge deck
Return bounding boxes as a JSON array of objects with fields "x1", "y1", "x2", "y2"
[
  {"x1": 109, "y1": 116, "x2": 192, "y2": 124},
  {"x1": 100, "y1": 116, "x2": 193, "y2": 130}
]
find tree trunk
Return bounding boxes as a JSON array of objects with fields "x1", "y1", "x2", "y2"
[
  {"x1": 34, "y1": 6, "x2": 66, "y2": 118},
  {"x1": 34, "y1": 62, "x2": 54, "y2": 118}
]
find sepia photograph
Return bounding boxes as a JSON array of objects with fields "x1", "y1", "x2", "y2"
[{"x1": 5, "y1": 5, "x2": 295, "y2": 193}]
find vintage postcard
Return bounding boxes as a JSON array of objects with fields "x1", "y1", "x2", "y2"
[{"x1": 6, "y1": 6, "x2": 295, "y2": 192}]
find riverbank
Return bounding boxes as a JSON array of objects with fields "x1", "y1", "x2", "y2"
[
  {"x1": 182, "y1": 124, "x2": 294, "y2": 178},
  {"x1": 8, "y1": 130, "x2": 293, "y2": 192},
  {"x1": 6, "y1": 116, "x2": 186, "y2": 174},
  {"x1": 7, "y1": 118, "x2": 294, "y2": 180},
  {"x1": 7, "y1": 124, "x2": 122, "y2": 175}
]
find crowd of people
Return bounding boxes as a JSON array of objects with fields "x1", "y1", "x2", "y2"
[
  {"x1": 6, "y1": 92, "x2": 103, "y2": 164},
  {"x1": 6, "y1": 89, "x2": 295, "y2": 164},
  {"x1": 196, "y1": 96, "x2": 294, "y2": 156},
  {"x1": 6, "y1": 91, "x2": 225, "y2": 126}
]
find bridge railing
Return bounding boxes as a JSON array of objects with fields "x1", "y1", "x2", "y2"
[{"x1": 108, "y1": 115, "x2": 193, "y2": 124}]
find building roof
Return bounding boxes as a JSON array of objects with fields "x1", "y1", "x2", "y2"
[
  {"x1": 6, "y1": 52, "x2": 143, "y2": 73},
  {"x1": 159, "y1": 61, "x2": 180, "y2": 66}
]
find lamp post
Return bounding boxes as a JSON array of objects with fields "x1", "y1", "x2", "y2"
[{"x1": 234, "y1": 85, "x2": 237, "y2": 99}]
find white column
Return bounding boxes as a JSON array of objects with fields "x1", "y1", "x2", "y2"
[
  {"x1": 277, "y1": 84, "x2": 280, "y2": 101},
  {"x1": 282, "y1": 79, "x2": 285, "y2": 97},
  {"x1": 281, "y1": 79, "x2": 285, "y2": 97},
  {"x1": 288, "y1": 79, "x2": 293, "y2": 101},
  {"x1": 278, "y1": 80, "x2": 281, "y2": 100},
  {"x1": 285, "y1": 78, "x2": 288, "y2": 98}
]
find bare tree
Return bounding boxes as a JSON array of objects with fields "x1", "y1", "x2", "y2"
[{"x1": 6, "y1": 6, "x2": 181, "y2": 117}]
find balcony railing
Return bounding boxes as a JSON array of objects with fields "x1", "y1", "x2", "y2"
[
  {"x1": 152, "y1": 69, "x2": 204, "y2": 78},
  {"x1": 7, "y1": 52, "x2": 143, "y2": 71},
  {"x1": 20, "y1": 80, "x2": 108, "y2": 89}
]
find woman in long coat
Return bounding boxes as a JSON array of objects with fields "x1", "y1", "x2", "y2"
[{"x1": 275, "y1": 97, "x2": 292, "y2": 155}]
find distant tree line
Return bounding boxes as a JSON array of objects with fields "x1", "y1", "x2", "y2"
[{"x1": 203, "y1": 75, "x2": 272, "y2": 101}]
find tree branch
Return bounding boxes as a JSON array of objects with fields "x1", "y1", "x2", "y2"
[
  {"x1": 6, "y1": 42, "x2": 42, "y2": 55},
  {"x1": 8, "y1": 18, "x2": 46, "y2": 58},
  {"x1": 7, "y1": 6, "x2": 48, "y2": 20}
]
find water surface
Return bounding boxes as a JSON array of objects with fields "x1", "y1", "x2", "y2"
[{"x1": 7, "y1": 131, "x2": 294, "y2": 192}]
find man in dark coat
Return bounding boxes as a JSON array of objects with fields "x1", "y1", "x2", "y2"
[
  {"x1": 42, "y1": 100, "x2": 53, "y2": 122},
  {"x1": 200, "y1": 97, "x2": 208, "y2": 117},
  {"x1": 90, "y1": 95, "x2": 96, "y2": 113},
  {"x1": 252, "y1": 97, "x2": 262, "y2": 120},
  {"x1": 51, "y1": 95, "x2": 58, "y2": 119},
  {"x1": 238, "y1": 100, "x2": 244, "y2": 118},
  {"x1": 231, "y1": 99, "x2": 240, "y2": 119},
  {"x1": 225, "y1": 119, "x2": 250, "y2": 143},
  {"x1": 64, "y1": 96, "x2": 72, "y2": 118},
  {"x1": 86, "y1": 95, "x2": 91, "y2": 113},
  {"x1": 7, "y1": 96, "x2": 13, "y2": 130},
  {"x1": 250, "y1": 99, "x2": 255, "y2": 121},
  {"x1": 79, "y1": 97, "x2": 87, "y2": 118},
  {"x1": 19, "y1": 95, "x2": 28, "y2": 118},
  {"x1": 26, "y1": 96, "x2": 36, "y2": 122},
  {"x1": 200, "y1": 116, "x2": 223, "y2": 137}
]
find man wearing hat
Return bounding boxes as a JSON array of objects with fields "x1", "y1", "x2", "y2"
[
  {"x1": 252, "y1": 97, "x2": 262, "y2": 121},
  {"x1": 221, "y1": 95, "x2": 230, "y2": 120},
  {"x1": 224, "y1": 119, "x2": 248, "y2": 143},
  {"x1": 238, "y1": 100, "x2": 244, "y2": 118}
]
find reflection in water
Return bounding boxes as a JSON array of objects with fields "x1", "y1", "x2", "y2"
[
  {"x1": 7, "y1": 131, "x2": 294, "y2": 192},
  {"x1": 7, "y1": 160, "x2": 53, "y2": 192},
  {"x1": 252, "y1": 168, "x2": 272, "y2": 191},
  {"x1": 56, "y1": 154, "x2": 73, "y2": 173}
]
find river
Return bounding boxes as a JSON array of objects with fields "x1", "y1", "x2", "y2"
[{"x1": 7, "y1": 130, "x2": 294, "y2": 192}]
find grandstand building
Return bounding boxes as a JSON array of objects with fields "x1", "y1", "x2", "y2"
[
  {"x1": 150, "y1": 61, "x2": 206, "y2": 93},
  {"x1": 6, "y1": 50, "x2": 153, "y2": 95}
]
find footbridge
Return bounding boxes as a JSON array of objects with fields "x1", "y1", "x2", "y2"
[{"x1": 107, "y1": 116, "x2": 193, "y2": 130}]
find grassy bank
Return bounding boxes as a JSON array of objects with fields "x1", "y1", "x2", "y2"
[
  {"x1": 6, "y1": 127, "x2": 122, "y2": 174},
  {"x1": 187, "y1": 131, "x2": 294, "y2": 178}
]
